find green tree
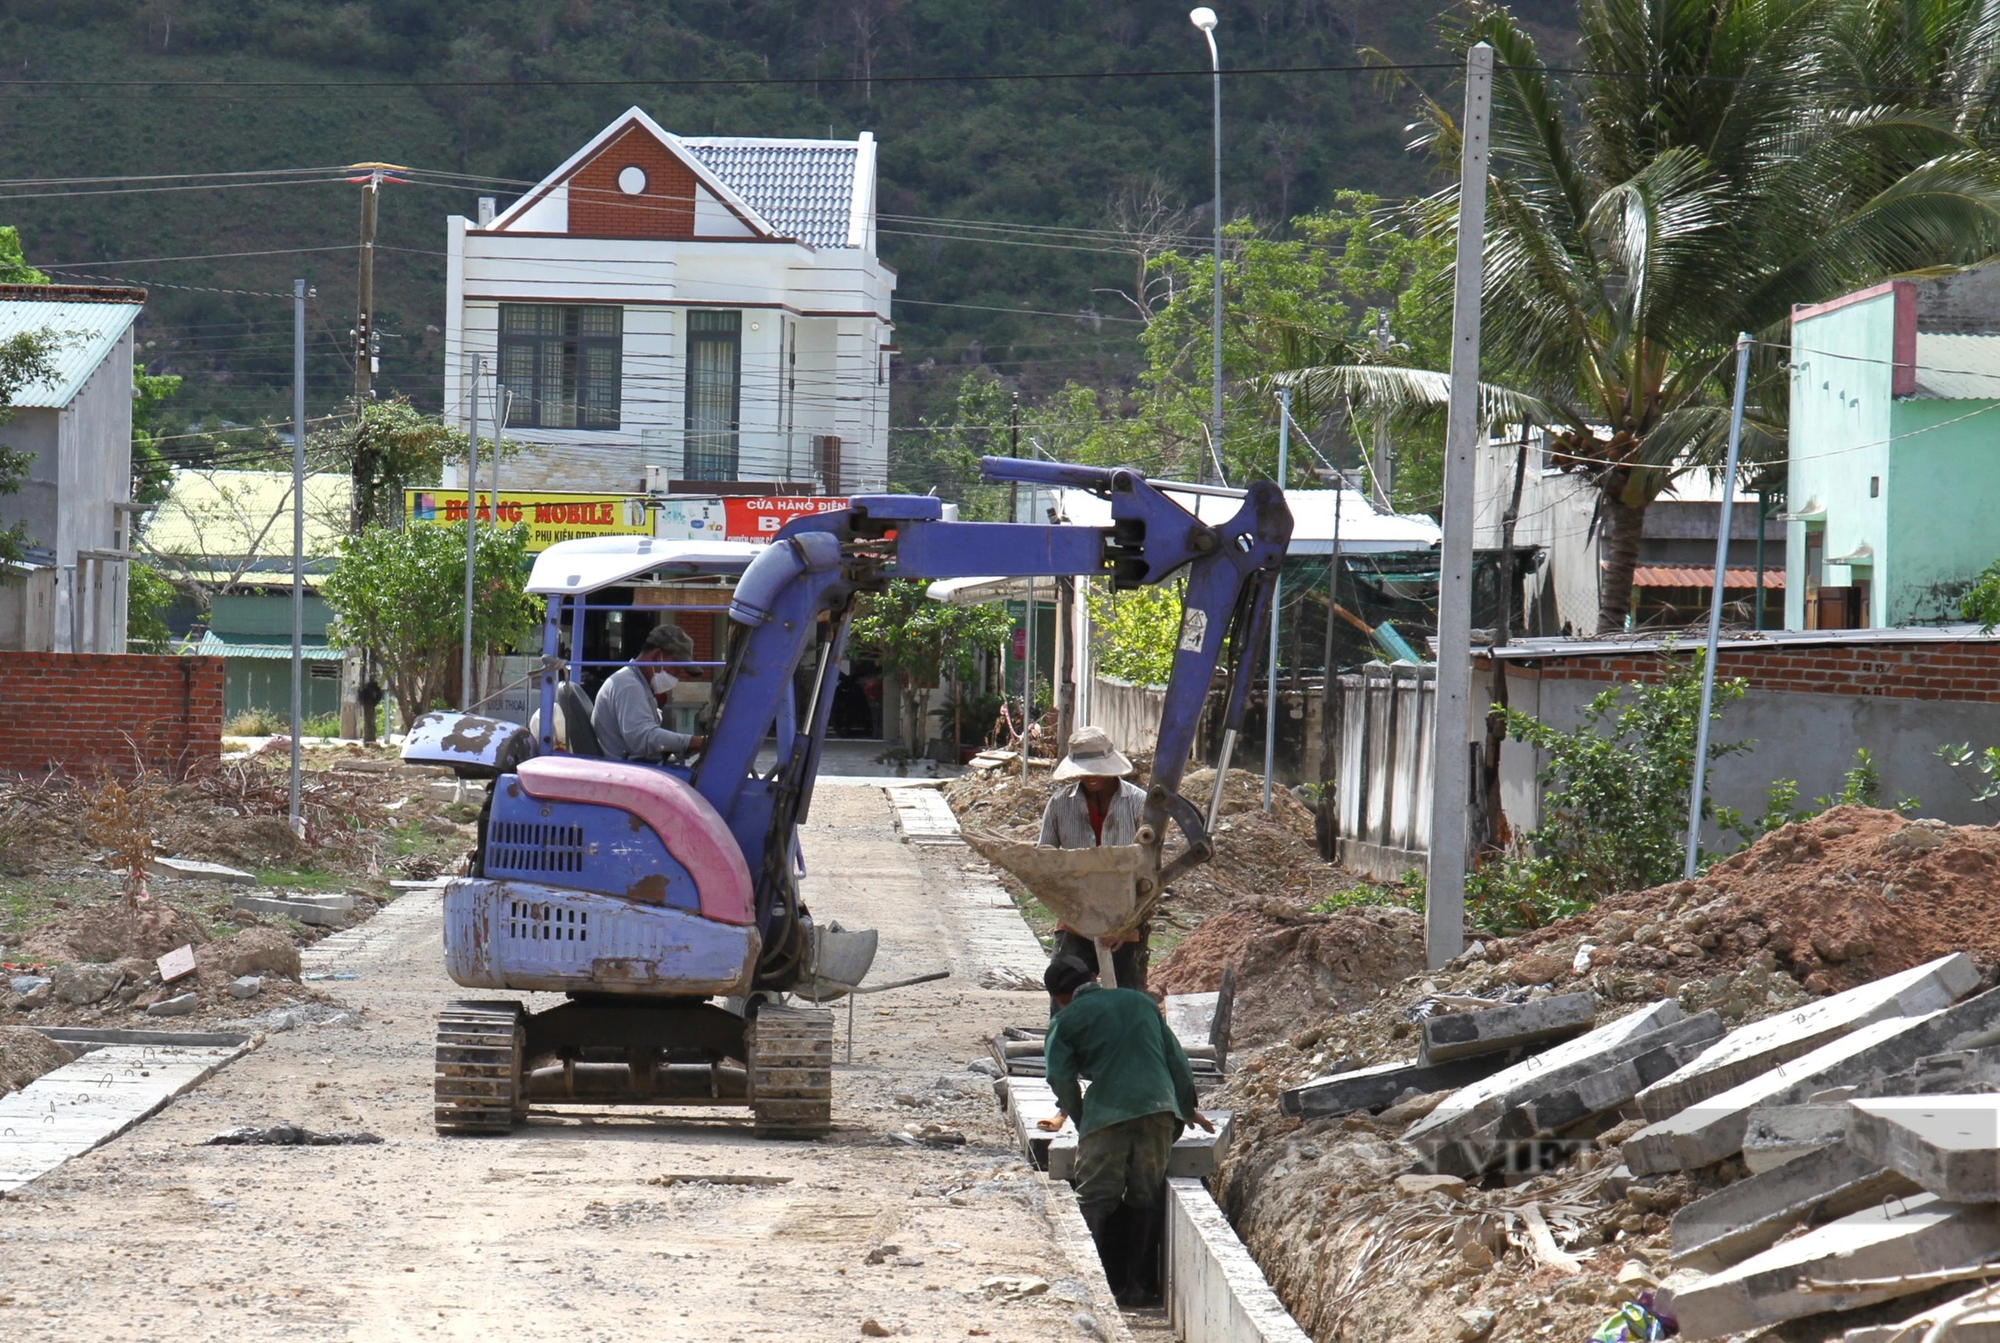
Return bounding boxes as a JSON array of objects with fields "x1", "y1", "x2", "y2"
[
  {"x1": 0, "y1": 227, "x2": 46, "y2": 284},
  {"x1": 850, "y1": 580, "x2": 1014, "y2": 751},
  {"x1": 322, "y1": 521, "x2": 538, "y2": 732},
  {"x1": 1280, "y1": 0, "x2": 2000, "y2": 632},
  {"x1": 1470, "y1": 654, "x2": 1748, "y2": 929},
  {"x1": 317, "y1": 398, "x2": 468, "y2": 534},
  {"x1": 131, "y1": 367, "x2": 183, "y2": 510},
  {"x1": 125, "y1": 559, "x2": 178, "y2": 652},
  {"x1": 1086, "y1": 580, "x2": 1185, "y2": 686},
  {"x1": 0, "y1": 326, "x2": 63, "y2": 571}
]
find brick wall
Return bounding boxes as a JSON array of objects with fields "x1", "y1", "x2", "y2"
[
  {"x1": 568, "y1": 126, "x2": 699, "y2": 239},
  {"x1": 1494, "y1": 639, "x2": 2000, "y2": 702},
  {"x1": 1, "y1": 653, "x2": 223, "y2": 779}
]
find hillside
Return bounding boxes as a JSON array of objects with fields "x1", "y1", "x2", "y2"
[{"x1": 0, "y1": 0, "x2": 1578, "y2": 458}]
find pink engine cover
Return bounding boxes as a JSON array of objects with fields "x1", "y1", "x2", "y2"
[{"x1": 514, "y1": 756, "x2": 756, "y2": 926}]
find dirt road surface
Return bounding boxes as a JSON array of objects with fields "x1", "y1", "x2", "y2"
[{"x1": 0, "y1": 785, "x2": 1124, "y2": 1343}]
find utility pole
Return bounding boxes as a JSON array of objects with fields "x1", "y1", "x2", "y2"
[
  {"x1": 464, "y1": 356, "x2": 482, "y2": 712},
  {"x1": 1374, "y1": 310, "x2": 1395, "y2": 509},
  {"x1": 345, "y1": 162, "x2": 403, "y2": 744},
  {"x1": 1425, "y1": 41, "x2": 1493, "y2": 971},
  {"x1": 290, "y1": 279, "x2": 306, "y2": 835},
  {"x1": 1264, "y1": 388, "x2": 1290, "y2": 811},
  {"x1": 1684, "y1": 334, "x2": 1754, "y2": 880}
]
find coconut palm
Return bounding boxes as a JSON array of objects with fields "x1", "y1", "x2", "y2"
[{"x1": 1277, "y1": 0, "x2": 2000, "y2": 633}]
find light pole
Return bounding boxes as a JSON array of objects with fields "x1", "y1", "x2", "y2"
[{"x1": 1191, "y1": 6, "x2": 1224, "y2": 484}]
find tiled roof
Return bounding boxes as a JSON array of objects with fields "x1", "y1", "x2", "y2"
[
  {"x1": 683, "y1": 139, "x2": 859, "y2": 249},
  {"x1": 0, "y1": 285, "x2": 143, "y2": 407}
]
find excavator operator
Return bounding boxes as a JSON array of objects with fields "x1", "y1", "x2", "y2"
[
  {"x1": 1038, "y1": 726, "x2": 1151, "y2": 994},
  {"x1": 590, "y1": 622, "x2": 709, "y2": 764}
]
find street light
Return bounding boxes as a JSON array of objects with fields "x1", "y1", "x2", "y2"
[{"x1": 1191, "y1": 6, "x2": 1224, "y2": 484}]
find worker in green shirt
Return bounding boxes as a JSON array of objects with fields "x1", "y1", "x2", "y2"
[{"x1": 1037, "y1": 953, "x2": 1213, "y2": 1307}]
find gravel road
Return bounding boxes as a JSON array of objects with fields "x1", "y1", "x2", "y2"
[{"x1": 0, "y1": 785, "x2": 1125, "y2": 1343}]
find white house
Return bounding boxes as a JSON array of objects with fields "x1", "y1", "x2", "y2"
[
  {"x1": 0, "y1": 282, "x2": 143, "y2": 653},
  {"x1": 444, "y1": 108, "x2": 895, "y2": 498}
]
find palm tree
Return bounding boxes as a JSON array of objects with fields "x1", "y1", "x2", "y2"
[{"x1": 1278, "y1": 0, "x2": 2000, "y2": 633}]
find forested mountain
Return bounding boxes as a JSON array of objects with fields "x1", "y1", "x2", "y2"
[{"x1": 0, "y1": 0, "x2": 1577, "y2": 449}]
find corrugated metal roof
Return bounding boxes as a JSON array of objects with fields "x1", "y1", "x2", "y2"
[
  {"x1": 1489, "y1": 622, "x2": 2000, "y2": 660},
  {"x1": 0, "y1": 293, "x2": 142, "y2": 407},
  {"x1": 684, "y1": 139, "x2": 858, "y2": 249},
  {"x1": 141, "y1": 469, "x2": 353, "y2": 587},
  {"x1": 1909, "y1": 333, "x2": 2000, "y2": 399},
  {"x1": 195, "y1": 632, "x2": 343, "y2": 661},
  {"x1": 1633, "y1": 565, "x2": 1786, "y2": 589}
]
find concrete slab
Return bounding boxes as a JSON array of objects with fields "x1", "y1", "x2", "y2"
[
  {"x1": 0, "y1": 1042, "x2": 251, "y2": 1192},
  {"x1": 889, "y1": 788, "x2": 964, "y2": 845},
  {"x1": 1743, "y1": 1104, "x2": 1850, "y2": 1175},
  {"x1": 1419, "y1": 992, "x2": 1595, "y2": 1065},
  {"x1": 232, "y1": 892, "x2": 354, "y2": 927},
  {"x1": 1626, "y1": 1015, "x2": 1935, "y2": 1175},
  {"x1": 1848, "y1": 1096, "x2": 2000, "y2": 1202},
  {"x1": 1637, "y1": 953, "x2": 1979, "y2": 1123},
  {"x1": 1046, "y1": 1111, "x2": 1234, "y2": 1181},
  {"x1": 1500, "y1": 1012, "x2": 1725, "y2": 1138},
  {"x1": 1281, "y1": 1054, "x2": 1519, "y2": 1119},
  {"x1": 149, "y1": 856, "x2": 257, "y2": 884},
  {"x1": 1402, "y1": 1000, "x2": 1685, "y2": 1175},
  {"x1": 1670, "y1": 1142, "x2": 1922, "y2": 1273},
  {"x1": 1628, "y1": 986, "x2": 2000, "y2": 1176},
  {"x1": 1841, "y1": 1287, "x2": 2000, "y2": 1343},
  {"x1": 1669, "y1": 1193, "x2": 2000, "y2": 1339},
  {"x1": 1165, "y1": 1177, "x2": 1312, "y2": 1343}
]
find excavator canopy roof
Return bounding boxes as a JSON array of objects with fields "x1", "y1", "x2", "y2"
[{"x1": 526, "y1": 536, "x2": 762, "y2": 595}]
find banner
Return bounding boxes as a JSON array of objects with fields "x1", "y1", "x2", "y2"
[
  {"x1": 655, "y1": 495, "x2": 849, "y2": 543},
  {"x1": 405, "y1": 490, "x2": 652, "y2": 553}
]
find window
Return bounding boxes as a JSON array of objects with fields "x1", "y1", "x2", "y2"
[
  {"x1": 684, "y1": 310, "x2": 741, "y2": 480},
  {"x1": 498, "y1": 305, "x2": 622, "y2": 430}
]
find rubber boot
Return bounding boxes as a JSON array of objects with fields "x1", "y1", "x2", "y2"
[
  {"x1": 1121, "y1": 1200, "x2": 1165, "y2": 1307},
  {"x1": 1079, "y1": 1198, "x2": 1128, "y2": 1301}
]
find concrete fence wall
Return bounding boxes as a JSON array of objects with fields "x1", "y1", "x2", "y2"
[
  {"x1": 1333, "y1": 663, "x2": 1438, "y2": 880},
  {"x1": 1091, "y1": 675, "x2": 1166, "y2": 756},
  {"x1": 1166, "y1": 1177, "x2": 1313, "y2": 1343},
  {"x1": 0, "y1": 652, "x2": 223, "y2": 779}
]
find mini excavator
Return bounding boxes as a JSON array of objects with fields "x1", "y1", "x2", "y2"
[{"x1": 401, "y1": 457, "x2": 1292, "y2": 1136}]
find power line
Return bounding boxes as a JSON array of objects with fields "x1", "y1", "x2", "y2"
[{"x1": 0, "y1": 61, "x2": 1454, "y2": 93}]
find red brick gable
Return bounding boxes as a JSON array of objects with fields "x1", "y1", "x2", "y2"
[{"x1": 567, "y1": 125, "x2": 704, "y2": 239}]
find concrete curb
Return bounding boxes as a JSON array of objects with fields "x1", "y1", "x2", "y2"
[
  {"x1": 1038, "y1": 1172, "x2": 1137, "y2": 1343},
  {"x1": 1166, "y1": 1177, "x2": 1313, "y2": 1343}
]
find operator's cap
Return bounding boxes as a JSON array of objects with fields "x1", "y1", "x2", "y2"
[
  {"x1": 642, "y1": 622, "x2": 696, "y2": 660},
  {"x1": 1043, "y1": 954, "x2": 1097, "y2": 998},
  {"x1": 1052, "y1": 726, "x2": 1134, "y2": 782}
]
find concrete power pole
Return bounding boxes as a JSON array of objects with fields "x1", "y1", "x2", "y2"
[
  {"x1": 344, "y1": 163, "x2": 399, "y2": 743},
  {"x1": 1425, "y1": 42, "x2": 1494, "y2": 971}
]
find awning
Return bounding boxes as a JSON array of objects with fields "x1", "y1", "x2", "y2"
[{"x1": 1632, "y1": 565, "x2": 1785, "y2": 590}]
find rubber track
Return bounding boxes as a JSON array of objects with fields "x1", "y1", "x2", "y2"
[
  {"x1": 435, "y1": 1001, "x2": 525, "y2": 1135},
  {"x1": 749, "y1": 1005, "x2": 834, "y2": 1138}
]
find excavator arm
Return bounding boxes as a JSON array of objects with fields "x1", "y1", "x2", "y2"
[{"x1": 693, "y1": 459, "x2": 1292, "y2": 979}]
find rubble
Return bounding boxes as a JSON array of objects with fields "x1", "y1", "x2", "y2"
[
  {"x1": 1669, "y1": 1144, "x2": 1920, "y2": 1272},
  {"x1": 1741, "y1": 1101, "x2": 1850, "y2": 1173},
  {"x1": 1668, "y1": 1194, "x2": 2000, "y2": 1338}
]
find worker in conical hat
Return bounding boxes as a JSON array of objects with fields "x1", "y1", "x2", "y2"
[{"x1": 1038, "y1": 726, "x2": 1152, "y2": 996}]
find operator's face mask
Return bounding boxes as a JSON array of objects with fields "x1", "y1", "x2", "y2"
[{"x1": 649, "y1": 670, "x2": 679, "y2": 695}]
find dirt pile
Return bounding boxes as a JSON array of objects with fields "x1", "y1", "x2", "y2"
[
  {"x1": 15, "y1": 903, "x2": 211, "y2": 963},
  {"x1": 0, "y1": 1026, "x2": 72, "y2": 1096},
  {"x1": 1152, "y1": 903, "x2": 1427, "y2": 1047},
  {"x1": 1493, "y1": 806, "x2": 2000, "y2": 996}
]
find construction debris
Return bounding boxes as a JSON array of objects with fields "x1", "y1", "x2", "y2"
[
  {"x1": 1419, "y1": 991, "x2": 1595, "y2": 1064},
  {"x1": 202, "y1": 1123, "x2": 384, "y2": 1146}
]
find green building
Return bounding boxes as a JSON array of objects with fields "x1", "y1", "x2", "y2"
[{"x1": 1787, "y1": 269, "x2": 2000, "y2": 629}]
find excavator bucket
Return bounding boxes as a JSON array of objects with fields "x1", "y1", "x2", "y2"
[
  {"x1": 792, "y1": 922, "x2": 880, "y2": 1002},
  {"x1": 961, "y1": 829, "x2": 1159, "y2": 941}
]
